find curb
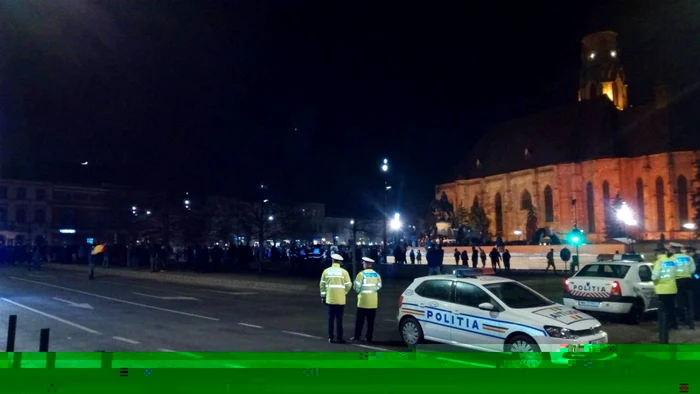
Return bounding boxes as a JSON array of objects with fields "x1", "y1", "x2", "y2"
[{"x1": 44, "y1": 264, "x2": 312, "y2": 292}]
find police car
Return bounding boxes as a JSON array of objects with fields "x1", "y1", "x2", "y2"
[
  {"x1": 562, "y1": 260, "x2": 656, "y2": 324},
  {"x1": 397, "y1": 269, "x2": 608, "y2": 364}
]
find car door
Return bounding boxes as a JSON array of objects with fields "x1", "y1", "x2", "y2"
[
  {"x1": 635, "y1": 264, "x2": 658, "y2": 310},
  {"x1": 450, "y1": 281, "x2": 504, "y2": 351},
  {"x1": 413, "y1": 279, "x2": 454, "y2": 342}
]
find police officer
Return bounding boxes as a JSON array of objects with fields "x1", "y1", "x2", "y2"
[
  {"x1": 652, "y1": 248, "x2": 678, "y2": 344},
  {"x1": 671, "y1": 243, "x2": 696, "y2": 329},
  {"x1": 320, "y1": 253, "x2": 352, "y2": 344},
  {"x1": 351, "y1": 257, "x2": 382, "y2": 344}
]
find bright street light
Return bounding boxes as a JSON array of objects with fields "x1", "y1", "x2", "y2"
[
  {"x1": 146, "y1": 211, "x2": 152, "y2": 215},
  {"x1": 268, "y1": 215, "x2": 274, "y2": 221},
  {"x1": 616, "y1": 202, "x2": 637, "y2": 226},
  {"x1": 683, "y1": 223, "x2": 697, "y2": 230},
  {"x1": 513, "y1": 230, "x2": 522, "y2": 236},
  {"x1": 381, "y1": 158, "x2": 389, "y2": 172},
  {"x1": 390, "y1": 213, "x2": 402, "y2": 230},
  {"x1": 350, "y1": 220, "x2": 355, "y2": 225},
  {"x1": 263, "y1": 199, "x2": 269, "y2": 203}
]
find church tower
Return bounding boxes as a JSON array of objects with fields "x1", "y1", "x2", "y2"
[{"x1": 577, "y1": 31, "x2": 628, "y2": 111}]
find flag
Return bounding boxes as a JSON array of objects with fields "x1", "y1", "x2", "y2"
[{"x1": 680, "y1": 383, "x2": 689, "y2": 393}]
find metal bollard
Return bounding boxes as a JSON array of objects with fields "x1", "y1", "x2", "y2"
[
  {"x1": 39, "y1": 328, "x2": 50, "y2": 352},
  {"x1": 6, "y1": 315, "x2": 17, "y2": 352}
]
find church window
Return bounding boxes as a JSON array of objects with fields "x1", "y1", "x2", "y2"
[
  {"x1": 636, "y1": 179, "x2": 644, "y2": 229},
  {"x1": 655, "y1": 177, "x2": 665, "y2": 231},
  {"x1": 678, "y1": 175, "x2": 689, "y2": 226},
  {"x1": 602, "y1": 181, "x2": 610, "y2": 208},
  {"x1": 495, "y1": 193, "x2": 503, "y2": 233},
  {"x1": 586, "y1": 182, "x2": 595, "y2": 233},
  {"x1": 544, "y1": 186, "x2": 554, "y2": 222},
  {"x1": 520, "y1": 190, "x2": 532, "y2": 211}
]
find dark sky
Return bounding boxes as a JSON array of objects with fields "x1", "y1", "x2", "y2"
[{"x1": 1, "y1": 1, "x2": 698, "y2": 218}]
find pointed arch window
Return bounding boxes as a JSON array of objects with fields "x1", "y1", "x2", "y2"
[
  {"x1": 655, "y1": 177, "x2": 665, "y2": 231},
  {"x1": 495, "y1": 193, "x2": 503, "y2": 233},
  {"x1": 636, "y1": 179, "x2": 644, "y2": 229},
  {"x1": 602, "y1": 181, "x2": 610, "y2": 208},
  {"x1": 520, "y1": 190, "x2": 532, "y2": 211},
  {"x1": 472, "y1": 196, "x2": 479, "y2": 208},
  {"x1": 678, "y1": 175, "x2": 689, "y2": 226},
  {"x1": 586, "y1": 182, "x2": 595, "y2": 233},
  {"x1": 544, "y1": 186, "x2": 554, "y2": 222}
]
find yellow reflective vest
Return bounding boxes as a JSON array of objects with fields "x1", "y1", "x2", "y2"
[
  {"x1": 672, "y1": 253, "x2": 696, "y2": 279},
  {"x1": 354, "y1": 269, "x2": 382, "y2": 309},
  {"x1": 652, "y1": 256, "x2": 678, "y2": 295},
  {"x1": 320, "y1": 263, "x2": 352, "y2": 305}
]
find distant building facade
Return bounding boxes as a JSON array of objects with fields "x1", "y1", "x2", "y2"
[{"x1": 437, "y1": 31, "x2": 699, "y2": 243}]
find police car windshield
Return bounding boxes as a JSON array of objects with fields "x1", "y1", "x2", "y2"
[
  {"x1": 483, "y1": 282, "x2": 554, "y2": 309},
  {"x1": 576, "y1": 264, "x2": 630, "y2": 279}
]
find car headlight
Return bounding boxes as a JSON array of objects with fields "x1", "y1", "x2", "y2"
[{"x1": 544, "y1": 325, "x2": 579, "y2": 339}]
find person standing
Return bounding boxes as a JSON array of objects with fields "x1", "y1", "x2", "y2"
[
  {"x1": 320, "y1": 253, "x2": 352, "y2": 344},
  {"x1": 671, "y1": 243, "x2": 696, "y2": 329},
  {"x1": 426, "y1": 243, "x2": 443, "y2": 275},
  {"x1": 471, "y1": 247, "x2": 478, "y2": 268},
  {"x1": 461, "y1": 250, "x2": 468, "y2": 269},
  {"x1": 351, "y1": 257, "x2": 382, "y2": 343},
  {"x1": 454, "y1": 249, "x2": 461, "y2": 265},
  {"x1": 409, "y1": 249, "x2": 416, "y2": 265},
  {"x1": 88, "y1": 243, "x2": 105, "y2": 280},
  {"x1": 652, "y1": 248, "x2": 678, "y2": 344},
  {"x1": 479, "y1": 248, "x2": 486, "y2": 268},
  {"x1": 489, "y1": 247, "x2": 501, "y2": 270},
  {"x1": 416, "y1": 249, "x2": 422, "y2": 264},
  {"x1": 502, "y1": 249, "x2": 511, "y2": 273}
]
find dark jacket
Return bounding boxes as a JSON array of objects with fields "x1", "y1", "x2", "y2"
[{"x1": 426, "y1": 248, "x2": 443, "y2": 267}]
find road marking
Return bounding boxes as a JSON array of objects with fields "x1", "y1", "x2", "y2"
[
  {"x1": 112, "y1": 336, "x2": 140, "y2": 345},
  {"x1": 0, "y1": 298, "x2": 101, "y2": 334},
  {"x1": 353, "y1": 344, "x2": 390, "y2": 352},
  {"x1": 27, "y1": 274, "x2": 55, "y2": 278},
  {"x1": 133, "y1": 292, "x2": 199, "y2": 301},
  {"x1": 203, "y1": 290, "x2": 259, "y2": 296},
  {"x1": 238, "y1": 323, "x2": 264, "y2": 329},
  {"x1": 282, "y1": 331, "x2": 321, "y2": 339},
  {"x1": 53, "y1": 297, "x2": 94, "y2": 309},
  {"x1": 10, "y1": 277, "x2": 220, "y2": 321},
  {"x1": 159, "y1": 348, "x2": 176, "y2": 352},
  {"x1": 436, "y1": 357, "x2": 496, "y2": 368}
]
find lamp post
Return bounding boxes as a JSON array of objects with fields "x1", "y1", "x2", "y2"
[
  {"x1": 615, "y1": 202, "x2": 638, "y2": 253},
  {"x1": 381, "y1": 158, "x2": 389, "y2": 263},
  {"x1": 683, "y1": 223, "x2": 697, "y2": 248},
  {"x1": 257, "y1": 184, "x2": 269, "y2": 272}
]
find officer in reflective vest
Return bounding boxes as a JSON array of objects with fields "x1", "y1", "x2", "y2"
[
  {"x1": 671, "y1": 243, "x2": 696, "y2": 329},
  {"x1": 652, "y1": 249, "x2": 678, "y2": 344},
  {"x1": 351, "y1": 257, "x2": 383, "y2": 343},
  {"x1": 320, "y1": 253, "x2": 352, "y2": 344}
]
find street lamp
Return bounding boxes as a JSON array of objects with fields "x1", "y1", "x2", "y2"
[
  {"x1": 615, "y1": 202, "x2": 637, "y2": 252},
  {"x1": 268, "y1": 215, "x2": 274, "y2": 221},
  {"x1": 381, "y1": 158, "x2": 390, "y2": 261}
]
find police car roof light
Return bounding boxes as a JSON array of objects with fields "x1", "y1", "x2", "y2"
[{"x1": 453, "y1": 268, "x2": 494, "y2": 278}]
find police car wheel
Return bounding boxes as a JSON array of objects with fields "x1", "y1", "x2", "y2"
[
  {"x1": 505, "y1": 335, "x2": 544, "y2": 368},
  {"x1": 625, "y1": 299, "x2": 644, "y2": 325},
  {"x1": 399, "y1": 317, "x2": 424, "y2": 346}
]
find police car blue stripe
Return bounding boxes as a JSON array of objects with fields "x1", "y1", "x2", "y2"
[
  {"x1": 417, "y1": 319, "x2": 505, "y2": 340},
  {"x1": 403, "y1": 302, "x2": 547, "y2": 335}
]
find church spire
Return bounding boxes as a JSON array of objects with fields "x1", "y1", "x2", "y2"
[{"x1": 577, "y1": 31, "x2": 628, "y2": 111}]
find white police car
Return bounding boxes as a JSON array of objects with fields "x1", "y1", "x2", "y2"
[
  {"x1": 563, "y1": 260, "x2": 657, "y2": 324},
  {"x1": 397, "y1": 269, "x2": 608, "y2": 365}
]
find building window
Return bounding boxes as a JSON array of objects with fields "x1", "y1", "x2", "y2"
[
  {"x1": 543, "y1": 185, "x2": 554, "y2": 222},
  {"x1": 35, "y1": 209, "x2": 46, "y2": 224},
  {"x1": 602, "y1": 181, "x2": 610, "y2": 208},
  {"x1": 636, "y1": 179, "x2": 645, "y2": 229},
  {"x1": 520, "y1": 190, "x2": 532, "y2": 210},
  {"x1": 0, "y1": 207, "x2": 7, "y2": 222},
  {"x1": 36, "y1": 189, "x2": 46, "y2": 201},
  {"x1": 472, "y1": 196, "x2": 479, "y2": 208},
  {"x1": 655, "y1": 177, "x2": 665, "y2": 231},
  {"x1": 586, "y1": 182, "x2": 595, "y2": 233},
  {"x1": 495, "y1": 193, "x2": 503, "y2": 233},
  {"x1": 0, "y1": 187, "x2": 7, "y2": 199},
  {"x1": 16, "y1": 208, "x2": 26, "y2": 223},
  {"x1": 16, "y1": 187, "x2": 26, "y2": 200},
  {"x1": 678, "y1": 175, "x2": 689, "y2": 226}
]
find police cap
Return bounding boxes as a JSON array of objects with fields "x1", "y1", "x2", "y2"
[
  {"x1": 331, "y1": 253, "x2": 344, "y2": 261},
  {"x1": 362, "y1": 257, "x2": 375, "y2": 264}
]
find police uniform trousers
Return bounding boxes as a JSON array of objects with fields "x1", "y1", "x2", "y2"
[
  {"x1": 657, "y1": 294, "x2": 678, "y2": 344},
  {"x1": 327, "y1": 304, "x2": 344, "y2": 341},
  {"x1": 676, "y1": 278, "x2": 695, "y2": 328},
  {"x1": 354, "y1": 307, "x2": 377, "y2": 342}
]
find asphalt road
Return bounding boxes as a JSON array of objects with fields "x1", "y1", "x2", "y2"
[{"x1": 0, "y1": 265, "x2": 695, "y2": 356}]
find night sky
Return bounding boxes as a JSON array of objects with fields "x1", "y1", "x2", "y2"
[{"x1": 1, "y1": 1, "x2": 698, "y2": 218}]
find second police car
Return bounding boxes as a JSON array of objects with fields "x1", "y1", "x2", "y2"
[
  {"x1": 398, "y1": 269, "x2": 609, "y2": 365},
  {"x1": 562, "y1": 257, "x2": 657, "y2": 324}
]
